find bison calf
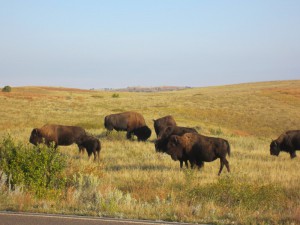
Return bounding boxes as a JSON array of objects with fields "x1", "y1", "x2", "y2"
[
  {"x1": 81, "y1": 135, "x2": 101, "y2": 162},
  {"x1": 167, "y1": 133, "x2": 231, "y2": 175},
  {"x1": 270, "y1": 130, "x2": 300, "y2": 159}
]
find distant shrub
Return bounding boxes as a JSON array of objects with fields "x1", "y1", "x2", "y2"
[
  {"x1": 0, "y1": 135, "x2": 67, "y2": 197},
  {"x1": 112, "y1": 93, "x2": 120, "y2": 98},
  {"x1": 2, "y1": 86, "x2": 11, "y2": 92}
]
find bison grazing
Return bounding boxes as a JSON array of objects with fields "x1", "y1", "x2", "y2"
[
  {"x1": 153, "y1": 115, "x2": 177, "y2": 137},
  {"x1": 29, "y1": 124, "x2": 87, "y2": 151},
  {"x1": 81, "y1": 135, "x2": 101, "y2": 161},
  {"x1": 166, "y1": 133, "x2": 231, "y2": 175},
  {"x1": 155, "y1": 126, "x2": 198, "y2": 168},
  {"x1": 270, "y1": 130, "x2": 300, "y2": 159},
  {"x1": 104, "y1": 111, "x2": 151, "y2": 141}
]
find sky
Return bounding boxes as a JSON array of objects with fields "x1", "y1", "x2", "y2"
[{"x1": 0, "y1": 0, "x2": 299, "y2": 89}]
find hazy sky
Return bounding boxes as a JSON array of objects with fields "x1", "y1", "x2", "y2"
[{"x1": 0, "y1": 1, "x2": 299, "y2": 89}]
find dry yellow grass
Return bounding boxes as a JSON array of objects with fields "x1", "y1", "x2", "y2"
[{"x1": 0, "y1": 80, "x2": 300, "y2": 224}]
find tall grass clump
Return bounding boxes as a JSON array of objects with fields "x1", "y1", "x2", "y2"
[{"x1": 0, "y1": 135, "x2": 67, "y2": 197}]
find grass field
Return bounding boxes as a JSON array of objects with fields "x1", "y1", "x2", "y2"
[{"x1": 0, "y1": 80, "x2": 300, "y2": 224}]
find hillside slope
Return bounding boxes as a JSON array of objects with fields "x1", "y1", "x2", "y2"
[{"x1": 0, "y1": 80, "x2": 299, "y2": 138}]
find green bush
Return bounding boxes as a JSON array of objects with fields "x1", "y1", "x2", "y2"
[
  {"x1": 2, "y1": 86, "x2": 12, "y2": 92},
  {"x1": 0, "y1": 135, "x2": 67, "y2": 197}
]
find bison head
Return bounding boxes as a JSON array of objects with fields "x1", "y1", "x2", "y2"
[
  {"x1": 270, "y1": 140, "x2": 280, "y2": 156},
  {"x1": 166, "y1": 135, "x2": 184, "y2": 161},
  {"x1": 29, "y1": 128, "x2": 43, "y2": 145},
  {"x1": 155, "y1": 138, "x2": 168, "y2": 152},
  {"x1": 134, "y1": 126, "x2": 152, "y2": 141},
  {"x1": 157, "y1": 126, "x2": 174, "y2": 141}
]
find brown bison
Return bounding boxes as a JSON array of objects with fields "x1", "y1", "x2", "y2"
[
  {"x1": 153, "y1": 115, "x2": 177, "y2": 137},
  {"x1": 270, "y1": 130, "x2": 300, "y2": 159},
  {"x1": 166, "y1": 133, "x2": 231, "y2": 175},
  {"x1": 29, "y1": 124, "x2": 87, "y2": 152},
  {"x1": 155, "y1": 126, "x2": 198, "y2": 168},
  {"x1": 104, "y1": 111, "x2": 151, "y2": 141},
  {"x1": 81, "y1": 135, "x2": 101, "y2": 161}
]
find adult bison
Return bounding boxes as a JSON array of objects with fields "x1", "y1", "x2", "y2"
[
  {"x1": 270, "y1": 130, "x2": 300, "y2": 159},
  {"x1": 153, "y1": 115, "x2": 177, "y2": 137},
  {"x1": 166, "y1": 133, "x2": 231, "y2": 175},
  {"x1": 29, "y1": 124, "x2": 87, "y2": 151},
  {"x1": 81, "y1": 135, "x2": 101, "y2": 161},
  {"x1": 104, "y1": 111, "x2": 151, "y2": 141},
  {"x1": 155, "y1": 125, "x2": 198, "y2": 168}
]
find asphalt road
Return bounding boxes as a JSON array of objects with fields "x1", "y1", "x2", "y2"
[{"x1": 0, "y1": 212, "x2": 200, "y2": 225}]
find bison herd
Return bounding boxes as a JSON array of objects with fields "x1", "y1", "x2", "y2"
[{"x1": 29, "y1": 111, "x2": 300, "y2": 175}]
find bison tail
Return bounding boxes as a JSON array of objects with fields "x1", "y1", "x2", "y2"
[
  {"x1": 104, "y1": 116, "x2": 108, "y2": 129},
  {"x1": 97, "y1": 139, "x2": 101, "y2": 152},
  {"x1": 226, "y1": 140, "x2": 231, "y2": 157}
]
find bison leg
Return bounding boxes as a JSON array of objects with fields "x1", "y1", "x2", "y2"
[
  {"x1": 77, "y1": 144, "x2": 85, "y2": 154},
  {"x1": 96, "y1": 151, "x2": 100, "y2": 163},
  {"x1": 218, "y1": 159, "x2": 224, "y2": 176},
  {"x1": 179, "y1": 160, "x2": 188, "y2": 168},
  {"x1": 196, "y1": 161, "x2": 204, "y2": 169},
  {"x1": 184, "y1": 160, "x2": 189, "y2": 168},
  {"x1": 126, "y1": 131, "x2": 133, "y2": 140},
  {"x1": 218, "y1": 158, "x2": 230, "y2": 175},
  {"x1": 290, "y1": 151, "x2": 297, "y2": 159},
  {"x1": 224, "y1": 158, "x2": 230, "y2": 173},
  {"x1": 93, "y1": 151, "x2": 97, "y2": 161},
  {"x1": 189, "y1": 160, "x2": 196, "y2": 169}
]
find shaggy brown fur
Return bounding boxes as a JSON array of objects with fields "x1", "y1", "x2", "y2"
[
  {"x1": 81, "y1": 135, "x2": 101, "y2": 162},
  {"x1": 153, "y1": 115, "x2": 177, "y2": 137},
  {"x1": 29, "y1": 124, "x2": 87, "y2": 152},
  {"x1": 155, "y1": 125, "x2": 198, "y2": 168},
  {"x1": 167, "y1": 133, "x2": 231, "y2": 175},
  {"x1": 270, "y1": 130, "x2": 300, "y2": 158},
  {"x1": 104, "y1": 111, "x2": 151, "y2": 141}
]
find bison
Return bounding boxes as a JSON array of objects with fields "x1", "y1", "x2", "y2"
[
  {"x1": 104, "y1": 111, "x2": 151, "y2": 141},
  {"x1": 270, "y1": 130, "x2": 300, "y2": 159},
  {"x1": 81, "y1": 135, "x2": 101, "y2": 161},
  {"x1": 153, "y1": 115, "x2": 177, "y2": 137},
  {"x1": 29, "y1": 124, "x2": 87, "y2": 151},
  {"x1": 155, "y1": 125, "x2": 198, "y2": 168},
  {"x1": 166, "y1": 133, "x2": 231, "y2": 175}
]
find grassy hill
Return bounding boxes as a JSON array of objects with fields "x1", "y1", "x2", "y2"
[{"x1": 0, "y1": 80, "x2": 299, "y2": 224}]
